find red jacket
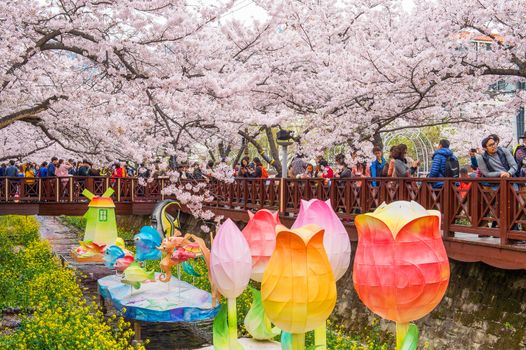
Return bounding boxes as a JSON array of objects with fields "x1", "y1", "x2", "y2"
[{"x1": 321, "y1": 166, "x2": 334, "y2": 179}]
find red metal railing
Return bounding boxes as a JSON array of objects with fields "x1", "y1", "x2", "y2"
[{"x1": 2, "y1": 176, "x2": 526, "y2": 247}]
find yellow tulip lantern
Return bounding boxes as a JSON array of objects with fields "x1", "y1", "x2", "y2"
[{"x1": 262, "y1": 224, "x2": 337, "y2": 350}]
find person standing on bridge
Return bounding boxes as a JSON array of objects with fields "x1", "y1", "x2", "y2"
[
  {"x1": 428, "y1": 139, "x2": 459, "y2": 188},
  {"x1": 5, "y1": 160, "x2": 18, "y2": 177},
  {"x1": 47, "y1": 157, "x2": 58, "y2": 177},
  {"x1": 477, "y1": 135, "x2": 517, "y2": 180},
  {"x1": 476, "y1": 135, "x2": 519, "y2": 233},
  {"x1": 370, "y1": 146, "x2": 386, "y2": 187}
]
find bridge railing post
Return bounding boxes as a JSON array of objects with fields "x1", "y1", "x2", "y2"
[
  {"x1": 117, "y1": 178, "x2": 121, "y2": 202},
  {"x1": 279, "y1": 178, "x2": 286, "y2": 215},
  {"x1": 55, "y1": 178, "x2": 60, "y2": 202},
  {"x1": 131, "y1": 178, "x2": 135, "y2": 202},
  {"x1": 500, "y1": 178, "x2": 509, "y2": 246},
  {"x1": 442, "y1": 179, "x2": 452, "y2": 238},
  {"x1": 5, "y1": 178, "x2": 9, "y2": 202},
  {"x1": 38, "y1": 178, "x2": 42, "y2": 202},
  {"x1": 69, "y1": 178, "x2": 73, "y2": 203}
]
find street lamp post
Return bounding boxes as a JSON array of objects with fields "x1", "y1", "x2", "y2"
[{"x1": 276, "y1": 129, "x2": 294, "y2": 178}]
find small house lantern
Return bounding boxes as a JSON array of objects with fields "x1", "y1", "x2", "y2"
[{"x1": 82, "y1": 188, "x2": 118, "y2": 245}]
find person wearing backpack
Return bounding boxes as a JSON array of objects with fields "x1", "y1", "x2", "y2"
[
  {"x1": 251, "y1": 157, "x2": 268, "y2": 178},
  {"x1": 477, "y1": 135, "x2": 517, "y2": 180},
  {"x1": 428, "y1": 139, "x2": 459, "y2": 188}
]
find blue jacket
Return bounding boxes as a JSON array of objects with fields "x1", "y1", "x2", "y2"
[
  {"x1": 5, "y1": 166, "x2": 18, "y2": 177},
  {"x1": 48, "y1": 163, "x2": 56, "y2": 176},
  {"x1": 370, "y1": 157, "x2": 386, "y2": 178},
  {"x1": 429, "y1": 148, "x2": 456, "y2": 187},
  {"x1": 38, "y1": 167, "x2": 48, "y2": 177},
  {"x1": 370, "y1": 157, "x2": 386, "y2": 187}
]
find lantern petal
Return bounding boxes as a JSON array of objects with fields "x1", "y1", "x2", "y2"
[
  {"x1": 242, "y1": 209, "x2": 280, "y2": 282},
  {"x1": 262, "y1": 224, "x2": 336, "y2": 334},
  {"x1": 291, "y1": 199, "x2": 351, "y2": 281},
  {"x1": 211, "y1": 219, "x2": 252, "y2": 299}
]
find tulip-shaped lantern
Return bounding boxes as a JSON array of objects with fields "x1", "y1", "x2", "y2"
[
  {"x1": 241, "y1": 209, "x2": 281, "y2": 340},
  {"x1": 242, "y1": 209, "x2": 280, "y2": 282},
  {"x1": 262, "y1": 224, "x2": 336, "y2": 350},
  {"x1": 291, "y1": 199, "x2": 351, "y2": 349},
  {"x1": 354, "y1": 201, "x2": 450, "y2": 350},
  {"x1": 210, "y1": 219, "x2": 252, "y2": 348}
]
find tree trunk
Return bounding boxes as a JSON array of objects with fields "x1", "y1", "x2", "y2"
[
  {"x1": 238, "y1": 129, "x2": 282, "y2": 175},
  {"x1": 264, "y1": 126, "x2": 282, "y2": 173}
]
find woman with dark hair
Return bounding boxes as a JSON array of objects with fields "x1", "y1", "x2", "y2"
[
  {"x1": 319, "y1": 159, "x2": 334, "y2": 179},
  {"x1": 250, "y1": 157, "x2": 269, "y2": 178},
  {"x1": 334, "y1": 153, "x2": 352, "y2": 178},
  {"x1": 398, "y1": 143, "x2": 420, "y2": 176},
  {"x1": 238, "y1": 156, "x2": 250, "y2": 177},
  {"x1": 388, "y1": 146, "x2": 418, "y2": 177}
]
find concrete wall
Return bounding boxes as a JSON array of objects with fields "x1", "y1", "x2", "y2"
[
  {"x1": 137, "y1": 212, "x2": 526, "y2": 349},
  {"x1": 335, "y1": 256, "x2": 526, "y2": 350}
]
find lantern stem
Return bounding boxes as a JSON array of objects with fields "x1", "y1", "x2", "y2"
[
  {"x1": 291, "y1": 333, "x2": 305, "y2": 350},
  {"x1": 314, "y1": 321, "x2": 327, "y2": 350},
  {"x1": 227, "y1": 298, "x2": 238, "y2": 345},
  {"x1": 396, "y1": 322, "x2": 410, "y2": 350}
]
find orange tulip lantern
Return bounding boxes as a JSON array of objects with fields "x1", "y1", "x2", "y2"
[
  {"x1": 353, "y1": 201, "x2": 450, "y2": 350},
  {"x1": 262, "y1": 224, "x2": 336, "y2": 350}
]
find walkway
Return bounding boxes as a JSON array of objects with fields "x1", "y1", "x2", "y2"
[{"x1": 1, "y1": 176, "x2": 526, "y2": 270}]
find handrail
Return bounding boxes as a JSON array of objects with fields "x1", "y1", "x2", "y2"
[{"x1": 1, "y1": 176, "x2": 526, "y2": 250}]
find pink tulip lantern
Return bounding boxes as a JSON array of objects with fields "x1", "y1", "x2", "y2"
[
  {"x1": 241, "y1": 209, "x2": 280, "y2": 282},
  {"x1": 292, "y1": 199, "x2": 351, "y2": 280},
  {"x1": 211, "y1": 218, "x2": 252, "y2": 347},
  {"x1": 291, "y1": 199, "x2": 351, "y2": 349}
]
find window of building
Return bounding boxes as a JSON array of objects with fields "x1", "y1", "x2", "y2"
[{"x1": 98, "y1": 209, "x2": 108, "y2": 222}]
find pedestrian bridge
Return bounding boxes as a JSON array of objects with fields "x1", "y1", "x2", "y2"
[{"x1": 1, "y1": 176, "x2": 525, "y2": 270}]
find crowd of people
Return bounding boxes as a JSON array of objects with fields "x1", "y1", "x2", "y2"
[
  {"x1": 2, "y1": 133, "x2": 526, "y2": 185},
  {"x1": 0, "y1": 158, "x2": 143, "y2": 179}
]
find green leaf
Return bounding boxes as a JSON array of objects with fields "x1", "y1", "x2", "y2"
[
  {"x1": 213, "y1": 304, "x2": 230, "y2": 349},
  {"x1": 244, "y1": 287, "x2": 281, "y2": 340},
  {"x1": 182, "y1": 261, "x2": 201, "y2": 277},
  {"x1": 281, "y1": 332, "x2": 292, "y2": 350},
  {"x1": 401, "y1": 323, "x2": 419, "y2": 350},
  {"x1": 213, "y1": 303, "x2": 244, "y2": 350}
]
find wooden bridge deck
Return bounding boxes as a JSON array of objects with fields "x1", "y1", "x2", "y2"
[{"x1": 1, "y1": 176, "x2": 525, "y2": 270}]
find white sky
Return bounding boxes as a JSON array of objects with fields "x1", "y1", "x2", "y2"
[{"x1": 220, "y1": 0, "x2": 415, "y2": 23}]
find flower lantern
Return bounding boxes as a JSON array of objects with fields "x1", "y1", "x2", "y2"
[
  {"x1": 353, "y1": 201, "x2": 450, "y2": 349},
  {"x1": 262, "y1": 224, "x2": 336, "y2": 349},
  {"x1": 241, "y1": 209, "x2": 280, "y2": 282},
  {"x1": 210, "y1": 218, "x2": 252, "y2": 348}
]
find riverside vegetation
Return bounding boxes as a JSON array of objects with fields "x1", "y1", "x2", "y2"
[{"x1": 0, "y1": 215, "x2": 145, "y2": 350}]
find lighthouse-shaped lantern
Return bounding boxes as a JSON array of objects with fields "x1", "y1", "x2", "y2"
[
  {"x1": 82, "y1": 188, "x2": 118, "y2": 244},
  {"x1": 71, "y1": 188, "x2": 119, "y2": 262}
]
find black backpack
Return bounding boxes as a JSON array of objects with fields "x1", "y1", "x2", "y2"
[{"x1": 444, "y1": 156, "x2": 460, "y2": 178}]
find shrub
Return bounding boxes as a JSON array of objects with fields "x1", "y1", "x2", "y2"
[
  {"x1": 0, "y1": 216, "x2": 143, "y2": 350},
  {"x1": 0, "y1": 216, "x2": 39, "y2": 246}
]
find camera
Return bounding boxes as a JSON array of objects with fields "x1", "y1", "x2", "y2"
[{"x1": 470, "y1": 148, "x2": 477, "y2": 153}]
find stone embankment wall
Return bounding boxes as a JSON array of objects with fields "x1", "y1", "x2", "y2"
[
  {"x1": 335, "y1": 255, "x2": 526, "y2": 350},
  {"x1": 148, "y1": 212, "x2": 526, "y2": 350}
]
